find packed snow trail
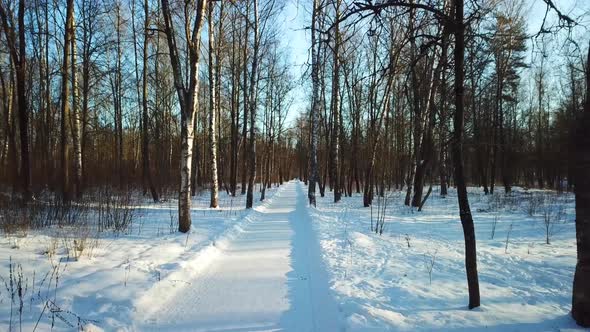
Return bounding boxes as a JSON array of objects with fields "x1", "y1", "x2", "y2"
[{"x1": 138, "y1": 181, "x2": 342, "y2": 331}]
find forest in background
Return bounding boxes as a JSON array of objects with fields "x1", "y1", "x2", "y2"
[{"x1": 0, "y1": 0, "x2": 586, "y2": 207}]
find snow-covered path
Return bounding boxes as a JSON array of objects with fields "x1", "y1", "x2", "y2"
[{"x1": 138, "y1": 181, "x2": 341, "y2": 331}]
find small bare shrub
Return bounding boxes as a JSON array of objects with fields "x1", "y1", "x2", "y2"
[
  {"x1": 540, "y1": 198, "x2": 566, "y2": 245},
  {"x1": 0, "y1": 200, "x2": 35, "y2": 236},
  {"x1": 423, "y1": 250, "x2": 438, "y2": 285},
  {"x1": 490, "y1": 215, "x2": 499, "y2": 239},
  {"x1": 505, "y1": 222, "x2": 513, "y2": 253},
  {"x1": 95, "y1": 187, "x2": 136, "y2": 234},
  {"x1": 525, "y1": 194, "x2": 544, "y2": 216},
  {"x1": 487, "y1": 193, "x2": 519, "y2": 213},
  {"x1": 371, "y1": 193, "x2": 391, "y2": 235},
  {"x1": 404, "y1": 234, "x2": 411, "y2": 248},
  {"x1": 169, "y1": 207, "x2": 178, "y2": 234},
  {"x1": 0, "y1": 258, "x2": 28, "y2": 331}
]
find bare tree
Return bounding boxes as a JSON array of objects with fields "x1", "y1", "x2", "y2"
[
  {"x1": 452, "y1": 0, "x2": 480, "y2": 309},
  {"x1": 308, "y1": 0, "x2": 321, "y2": 207},
  {"x1": 246, "y1": 0, "x2": 260, "y2": 209},
  {"x1": 71, "y1": 13, "x2": 83, "y2": 199},
  {"x1": 59, "y1": 0, "x2": 75, "y2": 202},
  {"x1": 0, "y1": 0, "x2": 32, "y2": 200},
  {"x1": 208, "y1": 1, "x2": 219, "y2": 208},
  {"x1": 141, "y1": 0, "x2": 159, "y2": 202},
  {"x1": 330, "y1": 0, "x2": 342, "y2": 203},
  {"x1": 160, "y1": 0, "x2": 207, "y2": 232}
]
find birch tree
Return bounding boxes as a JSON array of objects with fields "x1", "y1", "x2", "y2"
[
  {"x1": 308, "y1": 0, "x2": 321, "y2": 207},
  {"x1": 141, "y1": 0, "x2": 159, "y2": 202},
  {"x1": 160, "y1": 0, "x2": 207, "y2": 232},
  {"x1": 208, "y1": 1, "x2": 219, "y2": 208},
  {"x1": 71, "y1": 14, "x2": 83, "y2": 199}
]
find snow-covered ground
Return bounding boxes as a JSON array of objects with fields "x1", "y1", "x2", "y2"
[
  {"x1": 0, "y1": 181, "x2": 583, "y2": 331},
  {"x1": 309, "y1": 186, "x2": 582, "y2": 331},
  {"x1": 0, "y1": 187, "x2": 278, "y2": 331}
]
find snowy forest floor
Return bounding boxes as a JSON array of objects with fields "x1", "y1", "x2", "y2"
[{"x1": 0, "y1": 181, "x2": 584, "y2": 331}]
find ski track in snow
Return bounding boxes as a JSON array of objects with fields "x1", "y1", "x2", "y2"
[{"x1": 136, "y1": 181, "x2": 343, "y2": 332}]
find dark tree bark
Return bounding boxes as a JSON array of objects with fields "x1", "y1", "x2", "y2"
[
  {"x1": 229, "y1": 8, "x2": 241, "y2": 197},
  {"x1": 246, "y1": 0, "x2": 260, "y2": 209},
  {"x1": 241, "y1": 3, "x2": 250, "y2": 196},
  {"x1": 452, "y1": 0, "x2": 480, "y2": 309},
  {"x1": 571, "y1": 41, "x2": 590, "y2": 328},
  {"x1": 141, "y1": 0, "x2": 159, "y2": 202},
  {"x1": 60, "y1": 0, "x2": 75, "y2": 202},
  {"x1": 0, "y1": 0, "x2": 32, "y2": 200},
  {"x1": 330, "y1": 0, "x2": 342, "y2": 203}
]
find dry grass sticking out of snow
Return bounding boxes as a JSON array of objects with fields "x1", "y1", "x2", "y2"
[{"x1": 0, "y1": 186, "x2": 278, "y2": 331}]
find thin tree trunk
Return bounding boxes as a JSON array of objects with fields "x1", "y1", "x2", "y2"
[
  {"x1": 0, "y1": 66, "x2": 17, "y2": 192},
  {"x1": 453, "y1": 0, "x2": 480, "y2": 309},
  {"x1": 114, "y1": 4, "x2": 124, "y2": 187},
  {"x1": 142, "y1": 0, "x2": 158, "y2": 202},
  {"x1": 71, "y1": 15, "x2": 83, "y2": 199},
  {"x1": 308, "y1": 0, "x2": 321, "y2": 207},
  {"x1": 246, "y1": 0, "x2": 259, "y2": 209},
  {"x1": 331, "y1": 0, "x2": 342, "y2": 203},
  {"x1": 229, "y1": 11, "x2": 240, "y2": 197},
  {"x1": 241, "y1": 4, "x2": 249, "y2": 195},
  {"x1": 208, "y1": 3, "x2": 219, "y2": 208},
  {"x1": 0, "y1": 0, "x2": 32, "y2": 200},
  {"x1": 60, "y1": 0, "x2": 75, "y2": 202}
]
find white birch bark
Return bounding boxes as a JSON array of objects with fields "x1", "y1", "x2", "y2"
[
  {"x1": 161, "y1": 0, "x2": 207, "y2": 232},
  {"x1": 71, "y1": 15, "x2": 83, "y2": 199},
  {"x1": 208, "y1": 3, "x2": 219, "y2": 208}
]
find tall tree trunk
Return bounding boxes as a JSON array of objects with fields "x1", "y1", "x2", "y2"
[
  {"x1": 71, "y1": 15, "x2": 83, "y2": 199},
  {"x1": 160, "y1": 0, "x2": 207, "y2": 233},
  {"x1": 114, "y1": 4, "x2": 124, "y2": 187},
  {"x1": 308, "y1": 0, "x2": 321, "y2": 207},
  {"x1": 0, "y1": 66, "x2": 18, "y2": 192},
  {"x1": 190, "y1": 112, "x2": 200, "y2": 196},
  {"x1": 331, "y1": 0, "x2": 342, "y2": 203},
  {"x1": 60, "y1": 0, "x2": 75, "y2": 202},
  {"x1": 246, "y1": 0, "x2": 259, "y2": 209},
  {"x1": 405, "y1": 10, "x2": 419, "y2": 207},
  {"x1": 472, "y1": 69, "x2": 489, "y2": 194},
  {"x1": 453, "y1": 0, "x2": 480, "y2": 309},
  {"x1": 81, "y1": 0, "x2": 91, "y2": 188},
  {"x1": 571, "y1": 41, "x2": 590, "y2": 328},
  {"x1": 208, "y1": 3, "x2": 219, "y2": 208},
  {"x1": 412, "y1": 53, "x2": 445, "y2": 207},
  {"x1": 141, "y1": 0, "x2": 158, "y2": 202},
  {"x1": 229, "y1": 11, "x2": 240, "y2": 197},
  {"x1": 241, "y1": 4, "x2": 249, "y2": 195},
  {"x1": 0, "y1": 0, "x2": 32, "y2": 200}
]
